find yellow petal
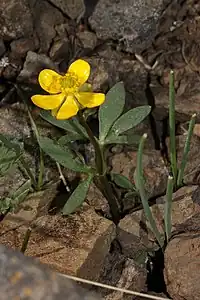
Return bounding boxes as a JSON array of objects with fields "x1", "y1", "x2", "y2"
[
  {"x1": 39, "y1": 69, "x2": 62, "y2": 94},
  {"x1": 31, "y1": 93, "x2": 64, "y2": 110},
  {"x1": 55, "y1": 95, "x2": 79, "y2": 120},
  {"x1": 76, "y1": 92, "x2": 105, "y2": 108},
  {"x1": 67, "y1": 59, "x2": 90, "y2": 86}
]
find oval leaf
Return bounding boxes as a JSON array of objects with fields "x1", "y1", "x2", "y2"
[
  {"x1": 99, "y1": 82, "x2": 125, "y2": 142},
  {"x1": 112, "y1": 173, "x2": 135, "y2": 190},
  {"x1": 39, "y1": 137, "x2": 91, "y2": 173},
  {"x1": 110, "y1": 106, "x2": 151, "y2": 136},
  {"x1": 62, "y1": 175, "x2": 93, "y2": 215}
]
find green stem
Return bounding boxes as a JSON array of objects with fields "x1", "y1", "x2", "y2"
[
  {"x1": 177, "y1": 113, "x2": 196, "y2": 187},
  {"x1": 169, "y1": 70, "x2": 177, "y2": 184},
  {"x1": 136, "y1": 134, "x2": 163, "y2": 248},
  {"x1": 97, "y1": 175, "x2": 121, "y2": 224},
  {"x1": 21, "y1": 227, "x2": 32, "y2": 253},
  {"x1": 164, "y1": 176, "x2": 173, "y2": 243},
  {"x1": 77, "y1": 111, "x2": 120, "y2": 224},
  {"x1": 77, "y1": 111, "x2": 105, "y2": 175}
]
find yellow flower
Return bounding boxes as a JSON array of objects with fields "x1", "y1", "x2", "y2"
[{"x1": 31, "y1": 59, "x2": 105, "y2": 120}]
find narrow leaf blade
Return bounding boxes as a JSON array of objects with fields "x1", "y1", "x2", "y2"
[
  {"x1": 62, "y1": 175, "x2": 93, "y2": 215},
  {"x1": 39, "y1": 137, "x2": 91, "y2": 173},
  {"x1": 111, "y1": 106, "x2": 151, "y2": 136},
  {"x1": 99, "y1": 82, "x2": 125, "y2": 142}
]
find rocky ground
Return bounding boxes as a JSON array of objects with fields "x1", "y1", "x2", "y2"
[{"x1": 1, "y1": 0, "x2": 200, "y2": 299}]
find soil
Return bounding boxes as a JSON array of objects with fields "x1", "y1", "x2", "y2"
[{"x1": 1, "y1": 0, "x2": 200, "y2": 300}]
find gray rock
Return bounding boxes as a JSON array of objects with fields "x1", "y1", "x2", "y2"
[
  {"x1": 10, "y1": 38, "x2": 38, "y2": 58},
  {"x1": 48, "y1": 0, "x2": 85, "y2": 20},
  {"x1": 49, "y1": 38, "x2": 70, "y2": 61},
  {"x1": 0, "y1": 244, "x2": 102, "y2": 300},
  {"x1": 77, "y1": 31, "x2": 97, "y2": 50},
  {"x1": 97, "y1": 250, "x2": 147, "y2": 300},
  {"x1": 118, "y1": 185, "x2": 200, "y2": 258},
  {"x1": 17, "y1": 51, "x2": 56, "y2": 84},
  {"x1": 164, "y1": 215, "x2": 200, "y2": 300},
  {"x1": 32, "y1": 0, "x2": 64, "y2": 52},
  {"x1": 86, "y1": 46, "x2": 148, "y2": 106},
  {"x1": 0, "y1": 40, "x2": 6, "y2": 57},
  {"x1": 0, "y1": 0, "x2": 33, "y2": 40},
  {"x1": 89, "y1": 0, "x2": 169, "y2": 53}
]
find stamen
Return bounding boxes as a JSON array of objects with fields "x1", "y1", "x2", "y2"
[{"x1": 60, "y1": 73, "x2": 79, "y2": 94}]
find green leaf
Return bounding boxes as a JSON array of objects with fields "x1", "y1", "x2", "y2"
[
  {"x1": 0, "y1": 142, "x2": 21, "y2": 176},
  {"x1": 58, "y1": 133, "x2": 86, "y2": 145},
  {"x1": 112, "y1": 173, "x2": 135, "y2": 190},
  {"x1": 0, "y1": 197, "x2": 12, "y2": 214},
  {"x1": 105, "y1": 134, "x2": 141, "y2": 145},
  {"x1": 12, "y1": 180, "x2": 32, "y2": 202},
  {"x1": 0, "y1": 180, "x2": 32, "y2": 214},
  {"x1": 39, "y1": 137, "x2": 91, "y2": 173},
  {"x1": 62, "y1": 174, "x2": 93, "y2": 215},
  {"x1": 110, "y1": 106, "x2": 151, "y2": 136},
  {"x1": 40, "y1": 111, "x2": 88, "y2": 138},
  {"x1": 0, "y1": 133, "x2": 21, "y2": 155},
  {"x1": 99, "y1": 82, "x2": 125, "y2": 142}
]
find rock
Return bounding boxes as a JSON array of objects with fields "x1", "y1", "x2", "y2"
[
  {"x1": 49, "y1": 38, "x2": 70, "y2": 62},
  {"x1": 164, "y1": 215, "x2": 200, "y2": 300},
  {"x1": 0, "y1": 244, "x2": 102, "y2": 300},
  {"x1": 77, "y1": 31, "x2": 97, "y2": 50},
  {"x1": 10, "y1": 38, "x2": 38, "y2": 58},
  {"x1": 32, "y1": 0, "x2": 64, "y2": 52},
  {"x1": 111, "y1": 149, "x2": 168, "y2": 199},
  {"x1": 48, "y1": 0, "x2": 85, "y2": 20},
  {"x1": 2, "y1": 54, "x2": 23, "y2": 79},
  {"x1": 0, "y1": 0, "x2": 33, "y2": 40},
  {"x1": 17, "y1": 51, "x2": 56, "y2": 84},
  {"x1": 96, "y1": 250, "x2": 147, "y2": 300},
  {"x1": 0, "y1": 102, "x2": 58, "y2": 140},
  {"x1": 86, "y1": 46, "x2": 148, "y2": 106},
  {"x1": 89, "y1": 0, "x2": 169, "y2": 53},
  {"x1": 0, "y1": 203, "x2": 116, "y2": 281},
  {"x1": 118, "y1": 185, "x2": 200, "y2": 258},
  {"x1": 153, "y1": 70, "x2": 200, "y2": 122},
  {"x1": 86, "y1": 183, "x2": 110, "y2": 214},
  {"x1": 0, "y1": 40, "x2": 6, "y2": 57}
]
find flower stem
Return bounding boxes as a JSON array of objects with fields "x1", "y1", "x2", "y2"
[
  {"x1": 136, "y1": 134, "x2": 163, "y2": 248},
  {"x1": 77, "y1": 111, "x2": 120, "y2": 224},
  {"x1": 177, "y1": 113, "x2": 196, "y2": 187},
  {"x1": 77, "y1": 111, "x2": 105, "y2": 175},
  {"x1": 164, "y1": 175, "x2": 173, "y2": 243},
  {"x1": 169, "y1": 70, "x2": 177, "y2": 184}
]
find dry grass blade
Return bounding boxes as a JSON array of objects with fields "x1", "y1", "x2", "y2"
[{"x1": 59, "y1": 273, "x2": 171, "y2": 300}]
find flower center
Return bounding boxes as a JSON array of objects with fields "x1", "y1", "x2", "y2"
[{"x1": 60, "y1": 73, "x2": 79, "y2": 94}]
